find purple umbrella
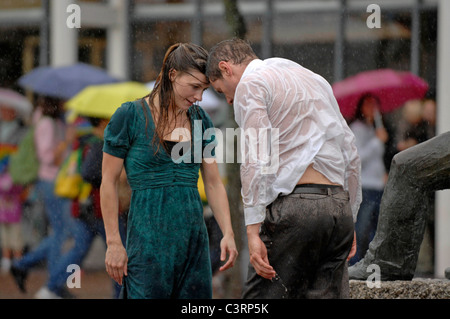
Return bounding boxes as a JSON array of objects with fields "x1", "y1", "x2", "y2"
[{"x1": 18, "y1": 63, "x2": 121, "y2": 100}]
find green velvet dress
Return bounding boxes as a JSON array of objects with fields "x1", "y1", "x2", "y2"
[{"x1": 103, "y1": 99, "x2": 217, "y2": 299}]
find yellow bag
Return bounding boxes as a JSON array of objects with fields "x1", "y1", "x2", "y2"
[{"x1": 55, "y1": 148, "x2": 92, "y2": 200}]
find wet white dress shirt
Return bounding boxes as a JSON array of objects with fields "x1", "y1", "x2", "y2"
[{"x1": 233, "y1": 58, "x2": 362, "y2": 225}]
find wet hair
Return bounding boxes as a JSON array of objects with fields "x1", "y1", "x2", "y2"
[
  {"x1": 141, "y1": 43, "x2": 209, "y2": 153},
  {"x1": 37, "y1": 96, "x2": 64, "y2": 118},
  {"x1": 206, "y1": 38, "x2": 258, "y2": 82}
]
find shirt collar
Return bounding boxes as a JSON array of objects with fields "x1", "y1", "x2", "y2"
[{"x1": 242, "y1": 59, "x2": 264, "y2": 78}]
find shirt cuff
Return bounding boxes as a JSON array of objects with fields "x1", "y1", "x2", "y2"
[{"x1": 244, "y1": 205, "x2": 266, "y2": 226}]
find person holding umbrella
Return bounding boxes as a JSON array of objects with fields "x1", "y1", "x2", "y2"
[
  {"x1": 10, "y1": 95, "x2": 75, "y2": 296},
  {"x1": 33, "y1": 115, "x2": 127, "y2": 299},
  {"x1": 348, "y1": 93, "x2": 388, "y2": 266},
  {"x1": 101, "y1": 43, "x2": 237, "y2": 299}
]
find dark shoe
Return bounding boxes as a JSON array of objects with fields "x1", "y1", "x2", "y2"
[
  {"x1": 58, "y1": 287, "x2": 76, "y2": 299},
  {"x1": 10, "y1": 265, "x2": 28, "y2": 293}
]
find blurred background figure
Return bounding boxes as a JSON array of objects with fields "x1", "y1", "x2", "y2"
[
  {"x1": 34, "y1": 115, "x2": 127, "y2": 299},
  {"x1": 348, "y1": 93, "x2": 388, "y2": 266},
  {"x1": 0, "y1": 88, "x2": 32, "y2": 273},
  {"x1": 396, "y1": 100, "x2": 429, "y2": 152},
  {"x1": 10, "y1": 95, "x2": 75, "y2": 296},
  {"x1": 422, "y1": 99, "x2": 437, "y2": 139},
  {"x1": 393, "y1": 98, "x2": 437, "y2": 276}
]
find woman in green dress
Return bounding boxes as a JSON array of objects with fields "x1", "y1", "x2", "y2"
[{"x1": 100, "y1": 43, "x2": 237, "y2": 299}]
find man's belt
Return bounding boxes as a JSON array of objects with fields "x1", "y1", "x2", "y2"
[{"x1": 291, "y1": 184, "x2": 343, "y2": 196}]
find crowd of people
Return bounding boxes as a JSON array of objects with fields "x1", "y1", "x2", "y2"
[
  {"x1": 0, "y1": 38, "x2": 437, "y2": 299},
  {"x1": 1, "y1": 94, "x2": 127, "y2": 298}
]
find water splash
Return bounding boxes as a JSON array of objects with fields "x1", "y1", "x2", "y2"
[{"x1": 272, "y1": 273, "x2": 288, "y2": 298}]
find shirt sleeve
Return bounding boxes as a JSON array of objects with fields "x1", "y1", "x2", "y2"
[
  {"x1": 103, "y1": 102, "x2": 134, "y2": 159},
  {"x1": 234, "y1": 78, "x2": 274, "y2": 226},
  {"x1": 341, "y1": 120, "x2": 363, "y2": 223}
]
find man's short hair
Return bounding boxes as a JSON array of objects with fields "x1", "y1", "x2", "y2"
[{"x1": 206, "y1": 38, "x2": 258, "y2": 81}]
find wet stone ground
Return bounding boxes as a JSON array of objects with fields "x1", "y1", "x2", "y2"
[{"x1": 349, "y1": 278, "x2": 450, "y2": 299}]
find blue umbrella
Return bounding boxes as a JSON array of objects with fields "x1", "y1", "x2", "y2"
[{"x1": 18, "y1": 62, "x2": 121, "y2": 100}]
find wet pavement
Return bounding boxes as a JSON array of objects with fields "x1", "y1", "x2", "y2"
[
  {"x1": 0, "y1": 236, "x2": 230, "y2": 299},
  {"x1": 0, "y1": 237, "x2": 114, "y2": 299},
  {"x1": 0, "y1": 267, "x2": 114, "y2": 299}
]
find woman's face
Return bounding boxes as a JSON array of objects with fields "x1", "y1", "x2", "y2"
[
  {"x1": 361, "y1": 96, "x2": 380, "y2": 122},
  {"x1": 170, "y1": 69, "x2": 209, "y2": 111}
]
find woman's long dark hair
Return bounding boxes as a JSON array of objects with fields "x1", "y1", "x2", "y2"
[
  {"x1": 141, "y1": 43, "x2": 209, "y2": 154},
  {"x1": 353, "y1": 93, "x2": 381, "y2": 124}
]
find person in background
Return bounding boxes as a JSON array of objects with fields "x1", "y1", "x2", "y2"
[
  {"x1": 10, "y1": 96, "x2": 74, "y2": 297},
  {"x1": 348, "y1": 93, "x2": 388, "y2": 265},
  {"x1": 206, "y1": 38, "x2": 361, "y2": 299},
  {"x1": 33, "y1": 116, "x2": 127, "y2": 299},
  {"x1": 422, "y1": 99, "x2": 436, "y2": 140},
  {"x1": 0, "y1": 101, "x2": 29, "y2": 273},
  {"x1": 395, "y1": 98, "x2": 437, "y2": 276},
  {"x1": 396, "y1": 100, "x2": 428, "y2": 152}
]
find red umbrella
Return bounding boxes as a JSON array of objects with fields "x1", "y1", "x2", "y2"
[{"x1": 332, "y1": 69, "x2": 429, "y2": 119}]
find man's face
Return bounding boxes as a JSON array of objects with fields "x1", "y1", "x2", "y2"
[{"x1": 210, "y1": 77, "x2": 238, "y2": 105}]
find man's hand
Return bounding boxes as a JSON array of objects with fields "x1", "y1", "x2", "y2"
[
  {"x1": 347, "y1": 231, "x2": 357, "y2": 261},
  {"x1": 247, "y1": 224, "x2": 276, "y2": 280}
]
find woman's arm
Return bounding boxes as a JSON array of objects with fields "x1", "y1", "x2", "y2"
[
  {"x1": 200, "y1": 160, "x2": 238, "y2": 271},
  {"x1": 100, "y1": 152, "x2": 128, "y2": 285}
]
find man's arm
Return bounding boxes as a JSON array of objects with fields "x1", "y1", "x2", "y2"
[
  {"x1": 247, "y1": 223, "x2": 276, "y2": 279},
  {"x1": 235, "y1": 79, "x2": 276, "y2": 279}
]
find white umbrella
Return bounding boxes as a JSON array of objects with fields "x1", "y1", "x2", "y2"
[
  {"x1": 0, "y1": 88, "x2": 33, "y2": 120},
  {"x1": 146, "y1": 81, "x2": 222, "y2": 112}
]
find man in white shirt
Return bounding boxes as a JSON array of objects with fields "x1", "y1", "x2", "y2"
[{"x1": 206, "y1": 38, "x2": 361, "y2": 298}]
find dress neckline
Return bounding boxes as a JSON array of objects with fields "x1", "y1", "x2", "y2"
[{"x1": 141, "y1": 98, "x2": 193, "y2": 143}]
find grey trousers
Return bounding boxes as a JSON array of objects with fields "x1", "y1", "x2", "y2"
[{"x1": 242, "y1": 186, "x2": 354, "y2": 299}]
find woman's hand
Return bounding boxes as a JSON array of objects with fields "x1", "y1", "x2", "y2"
[
  {"x1": 105, "y1": 242, "x2": 128, "y2": 285},
  {"x1": 219, "y1": 233, "x2": 238, "y2": 272},
  {"x1": 201, "y1": 160, "x2": 238, "y2": 272}
]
